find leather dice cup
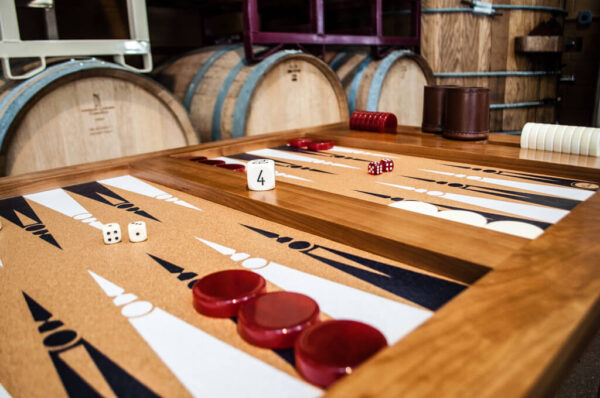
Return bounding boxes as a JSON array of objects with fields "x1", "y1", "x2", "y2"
[
  {"x1": 443, "y1": 87, "x2": 490, "y2": 141},
  {"x1": 421, "y1": 85, "x2": 456, "y2": 134}
]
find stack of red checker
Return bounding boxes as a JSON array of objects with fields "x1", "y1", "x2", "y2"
[{"x1": 350, "y1": 110, "x2": 398, "y2": 133}]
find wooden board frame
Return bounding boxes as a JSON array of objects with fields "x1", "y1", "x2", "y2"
[{"x1": 1, "y1": 122, "x2": 599, "y2": 397}]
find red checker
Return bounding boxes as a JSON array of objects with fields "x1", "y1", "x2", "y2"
[
  {"x1": 192, "y1": 270, "x2": 266, "y2": 318},
  {"x1": 217, "y1": 163, "x2": 246, "y2": 172},
  {"x1": 289, "y1": 137, "x2": 314, "y2": 148},
  {"x1": 295, "y1": 320, "x2": 388, "y2": 388},
  {"x1": 379, "y1": 113, "x2": 398, "y2": 133},
  {"x1": 350, "y1": 111, "x2": 367, "y2": 130},
  {"x1": 307, "y1": 141, "x2": 334, "y2": 151},
  {"x1": 237, "y1": 291, "x2": 320, "y2": 349},
  {"x1": 189, "y1": 156, "x2": 208, "y2": 162},
  {"x1": 198, "y1": 159, "x2": 226, "y2": 166}
]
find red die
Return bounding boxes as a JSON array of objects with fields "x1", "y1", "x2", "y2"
[
  {"x1": 381, "y1": 159, "x2": 394, "y2": 172},
  {"x1": 368, "y1": 161, "x2": 383, "y2": 175}
]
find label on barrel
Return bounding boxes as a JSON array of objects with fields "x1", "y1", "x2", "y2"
[
  {"x1": 287, "y1": 62, "x2": 301, "y2": 82},
  {"x1": 80, "y1": 93, "x2": 116, "y2": 136}
]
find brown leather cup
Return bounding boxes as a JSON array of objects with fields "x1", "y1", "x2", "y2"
[
  {"x1": 422, "y1": 85, "x2": 455, "y2": 133},
  {"x1": 443, "y1": 87, "x2": 490, "y2": 141}
]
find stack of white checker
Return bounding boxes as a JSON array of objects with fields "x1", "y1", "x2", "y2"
[{"x1": 521, "y1": 123, "x2": 600, "y2": 157}]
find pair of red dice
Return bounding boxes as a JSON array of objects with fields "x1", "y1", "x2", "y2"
[{"x1": 368, "y1": 159, "x2": 394, "y2": 175}]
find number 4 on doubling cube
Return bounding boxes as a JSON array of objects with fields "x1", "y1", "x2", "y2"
[
  {"x1": 247, "y1": 159, "x2": 276, "y2": 191},
  {"x1": 257, "y1": 170, "x2": 265, "y2": 186}
]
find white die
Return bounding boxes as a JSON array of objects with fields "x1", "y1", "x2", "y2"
[
  {"x1": 102, "y1": 223, "x2": 121, "y2": 245},
  {"x1": 128, "y1": 221, "x2": 147, "y2": 243},
  {"x1": 247, "y1": 159, "x2": 275, "y2": 191}
]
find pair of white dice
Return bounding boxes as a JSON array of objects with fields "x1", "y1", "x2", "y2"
[
  {"x1": 246, "y1": 159, "x2": 276, "y2": 191},
  {"x1": 102, "y1": 221, "x2": 147, "y2": 244}
]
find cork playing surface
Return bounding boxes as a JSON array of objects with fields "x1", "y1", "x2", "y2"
[
  {"x1": 0, "y1": 175, "x2": 466, "y2": 397},
  {"x1": 218, "y1": 144, "x2": 599, "y2": 240}
]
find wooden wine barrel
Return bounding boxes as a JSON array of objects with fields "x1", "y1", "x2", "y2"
[
  {"x1": 154, "y1": 45, "x2": 349, "y2": 142},
  {"x1": 325, "y1": 49, "x2": 435, "y2": 127},
  {"x1": 421, "y1": 0, "x2": 563, "y2": 132},
  {"x1": 0, "y1": 59, "x2": 198, "y2": 176}
]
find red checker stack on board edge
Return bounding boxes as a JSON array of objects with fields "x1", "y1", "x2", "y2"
[
  {"x1": 192, "y1": 270, "x2": 267, "y2": 317},
  {"x1": 237, "y1": 291, "x2": 320, "y2": 349},
  {"x1": 295, "y1": 320, "x2": 388, "y2": 388},
  {"x1": 350, "y1": 110, "x2": 398, "y2": 133}
]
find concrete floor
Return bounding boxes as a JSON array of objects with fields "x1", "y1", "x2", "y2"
[{"x1": 556, "y1": 327, "x2": 600, "y2": 398}]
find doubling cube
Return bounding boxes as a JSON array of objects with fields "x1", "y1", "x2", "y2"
[
  {"x1": 102, "y1": 223, "x2": 122, "y2": 245},
  {"x1": 381, "y1": 159, "x2": 394, "y2": 172},
  {"x1": 247, "y1": 159, "x2": 276, "y2": 191},
  {"x1": 128, "y1": 221, "x2": 147, "y2": 243},
  {"x1": 368, "y1": 161, "x2": 383, "y2": 175}
]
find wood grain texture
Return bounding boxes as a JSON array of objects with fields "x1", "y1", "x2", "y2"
[
  {"x1": 333, "y1": 127, "x2": 600, "y2": 180},
  {"x1": 0, "y1": 125, "x2": 326, "y2": 198},
  {"x1": 422, "y1": 0, "x2": 562, "y2": 132},
  {"x1": 327, "y1": 191, "x2": 600, "y2": 398},
  {"x1": 154, "y1": 45, "x2": 348, "y2": 141},
  {"x1": 0, "y1": 67, "x2": 198, "y2": 176},
  {"x1": 130, "y1": 155, "x2": 518, "y2": 284},
  {"x1": 515, "y1": 36, "x2": 563, "y2": 53},
  {"x1": 0, "y1": 122, "x2": 599, "y2": 396},
  {"x1": 327, "y1": 50, "x2": 435, "y2": 126}
]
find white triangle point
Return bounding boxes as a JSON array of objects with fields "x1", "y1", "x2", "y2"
[
  {"x1": 88, "y1": 270, "x2": 125, "y2": 297},
  {"x1": 195, "y1": 236, "x2": 236, "y2": 255}
]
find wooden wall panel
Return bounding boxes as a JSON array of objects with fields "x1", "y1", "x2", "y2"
[{"x1": 422, "y1": 0, "x2": 563, "y2": 132}]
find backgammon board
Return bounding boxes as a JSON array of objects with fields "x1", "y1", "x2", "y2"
[{"x1": 0, "y1": 123, "x2": 598, "y2": 397}]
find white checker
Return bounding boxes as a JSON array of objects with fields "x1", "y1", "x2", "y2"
[
  {"x1": 589, "y1": 130, "x2": 600, "y2": 157},
  {"x1": 528, "y1": 123, "x2": 540, "y2": 150},
  {"x1": 553, "y1": 124, "x2": 565, "y2": 153},
  {"x1": 520, "y1": 123, "x2": 535, "y2": 149},
  {"x1": 561, "y1": 126, "x2": 577, "y2": 154},
  {"x1": 485, "y1": 221, "x2": 544, "y2": 239},
  {"x1": 543, "y1": 124, "x2": 559, "y2": 152},
  {"x1": 102, "y1": 223, "x2": 122, "y2": 245},
  {"x1": 246, "y1": 159, "x2": 276, "y2": 191},
  {"x1": 570, "y1": 126, "x2": 585, "y2": 155},
  {"x1": 128, "y1": 221, "x2": 148, "y2": 243},
  {"x1": 579, "y1": 128, "x2": 595, "y2": 156},
  {"x1": 536, "y1": 123, "x2": 547, "y2": 150}
]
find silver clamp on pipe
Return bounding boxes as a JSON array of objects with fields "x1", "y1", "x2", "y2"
[{"x1": 461, "y1": 1, "x2": 498, "y2": 16}]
